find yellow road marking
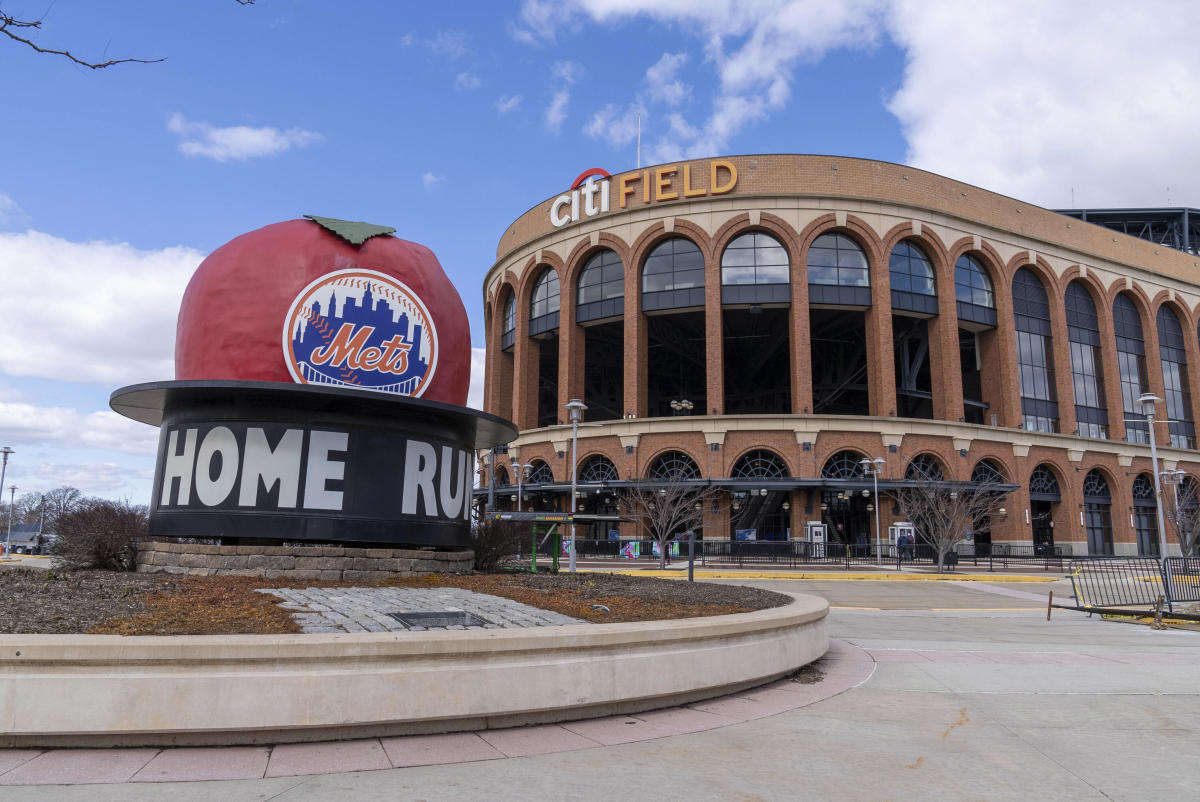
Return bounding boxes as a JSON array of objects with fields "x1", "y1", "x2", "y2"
[{"x1": 611, "y1": 570, "x2": 1058, "y2": 582}]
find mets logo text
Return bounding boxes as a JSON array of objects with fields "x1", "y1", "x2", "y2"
[{"x1": 283, "y1": 268, "x2": 438, "y2": 397}]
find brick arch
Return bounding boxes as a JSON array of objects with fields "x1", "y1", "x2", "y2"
[
  {"x1": 726, "y1": 445, "x2": 798, "y2": 479},
  {"x1": 903, "y1": 450, "x2": 950, "y2": 478},
  {"x1": 1059, "y1": 267, "x2": 1109, "y2": 309},
  {"x1": 814, "y1": 446, "x2": 869, "y2": 478},
  {"x1": 1104, "y1": 280, "x2": 1154, "y2": 320},
  {"x1": 517, "y1": 254, "x2": 566, "y2": 324},
  {"x1": 1081, "y1": 465, "x2": 1119, "y2": 497},
  {"x1": 881, "y1": 223, "x2": 952, "y2": 297},
  {"x1": 970, "y1": 453, "x2": 1015, "y2": 484},
  {"x1": 1028, "y1": 460, "x2": 1068, "y2": 490},
  {"x1": 1005, "y1": 254, "x2": 1062, "y2": 299},
  {"x1": 630, "y1": 219, "x2": 714, "y2": 271},
  {"x1": 796, "y1": 213, "x2": 885, "y2": 275},
  {"x1": 710, "y1": 212, "x2": 803, "y2": 273},
  {"x1": 946, "y1": 237, "x2": 1006, "y2": 287},
  {"x1": 1150, "y1": 291, "x2": 1196, "y2": 333},
  {"x1": 562, "y1": 232, "x2": 633, "y2": 295},
  {"x1": 639, "y1": 446, "x2": 705, "y2": 480}
]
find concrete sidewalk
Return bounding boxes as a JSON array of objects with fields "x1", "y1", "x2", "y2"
[{"x1": 1, "y1": 579, "x2": 1195, "y2": 800}]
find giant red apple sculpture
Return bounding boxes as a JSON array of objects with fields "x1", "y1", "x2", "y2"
[{"x1": 175, "y1": 215, "x2": 470, "y2": 405}]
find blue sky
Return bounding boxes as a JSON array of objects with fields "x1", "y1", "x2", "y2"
[{"x1": 1, "y1": 0, "x2": 1198, "y2": 505}]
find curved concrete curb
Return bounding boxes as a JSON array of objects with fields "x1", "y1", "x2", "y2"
[
  {"x1": 0, "y1": 639, "x2": 869, "y2": 786},
  {"x1": 0, "y1": 592, "x2": 828, "y2": 748}
]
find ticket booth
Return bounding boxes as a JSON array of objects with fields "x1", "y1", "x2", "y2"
[{"x1": 804, "y1": 521, "x2": 827, "y2": 558}]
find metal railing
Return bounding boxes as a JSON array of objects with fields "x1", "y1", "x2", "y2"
[
  {"x1": 565, "y1": 539, "x2": 1067, "y2": 571},
  {"x1": 1067, "y1": 556, "x2": 1200, "y2": 612}
]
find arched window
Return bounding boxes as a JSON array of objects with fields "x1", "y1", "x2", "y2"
[
  {"x1": 527, "y1": 460, "x2": 554, "y2": 485},
  {"x1": 501, "y1": 292, "x2": 516, "y2": 350},
  {"x1": 1065, "y1": 282, "x2": 1107, "y2": 439},
  {"x1": 579, "y1": 455, "x2": 619, "y2": 483},
  {"x1": 722, "y1": 232, "x2": 789, "y2": 285},
  {"x1": 1131, "y1": 473, "x2": 1159, "y2": 557},
  {"x1": 808, "y1": 232, "x2": 870, "y2": 306},
  {"x1": 731, "y1": 450, "x2": 789, "y2": 479},
  {"x1": 1012, "y1": 268, "x2": 1058, "y2": 433},
  {"x1": 529, "y1": 268, "x2": 560, "y2": 335},
  {"x1": 971, "y1": 460, "x2": 1006, "y2": 485},
  {"x1": 1083, "y1": 469, "x2": 1113, "y2": 555},
  {"x1": 1113, "y1": 293, "x2": 1149, "y2": 443},
  {"x1": 1029, "y1": 465, "x2": 1061, "y2": 500},
  {"x1": 1157, "y1": 306, "x2": 1195, "y2": 448},
  {"x1": 890, "y1": 241, "x2": 936, "y2": 298},
  {"x1": 576, "y1": 249, "x2": 625, "y2": 323},
  {"x1": 648, "y1": 451, "x2": 701, "y2": 481},
  {"x1": 494, "y1": 466, "x2": 510, "y2": 487},
  {"x1": 954, "y1": 254, "x2": 997, "y2": 327},
  {"x1": 905, "y1": 454, "x2": 945, "y2": 482},
  {"x1": 821, "y1": 450, "x2": 866, "y2": 479},
  {"x1": 642, "y1": 238, "x2": 704, "y2": 311}
]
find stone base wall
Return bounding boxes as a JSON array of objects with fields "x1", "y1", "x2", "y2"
[{"x1": 135, "y1": 541, "x2": 474, "y2": 579}]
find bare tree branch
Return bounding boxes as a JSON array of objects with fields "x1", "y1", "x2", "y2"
[
  {"x1": 619, "y1": 476, "x2": 721, "y2": 568},
  {"x1": 1, "y1": 2, "x2": 255, "y2": 69},
  {"x1": 894, "y1": 468, "x2": 1010, "y2": 572},
  {"x1": 1163, "y1": 479, "x2": 1200, "y2": 557},
  {"x1": 0, "y1": 9, "x2": 163, "y2": 68}
]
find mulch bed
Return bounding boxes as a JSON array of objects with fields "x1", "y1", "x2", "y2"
[{"x1": 0, "y1": 566, "x2": 790, "y2": 636}]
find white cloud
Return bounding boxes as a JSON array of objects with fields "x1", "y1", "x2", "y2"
[
  {"x1": 496, "y1": 94, "x2": 523, "y2": 114},
  {"x1": 0, "y1": 402, "x2": 158, "y2": 456},
  {"x1": 31, "y1": 461, "x2": 150, "y2": 495},
  {"x1": 886, "y1": 0, "x2": 1200, "y2": 208},
  {"x1": 455, "y1": 71, "x2": 482, "y2": 90},
  {"x1": 510, "y1": 0, "x2": 578, "y2": 44},
  {"x1": 584, "y1": 103, "x2": 644, "y2": 149},
  {"x1": 0, "y1": 231, "x2": 200, "y2": 385},
  {"x1": 645, "y1": 52, "x2": 690, "y2": 106},
  {"x1": 545, "y1": 60, "x2": 582, "y2": 133},
  {"x1": 468, "y1": 347, "x2": 485, "y2": 410},
  {"x1": 0, "y1": 192, "x2": 29, "y2": 229},
  {"x1": 167, "y1": 113, "x2": 323, "y2": 163},
  {"x1": 430, "y1": 30, "x2": 469, "y2": 60},
  {"x1": 422, "y1": 171, "x2": 445, "y2": 191},
  {"x1": 536, "y1": 1, "x2": 885, "y2": 158}
]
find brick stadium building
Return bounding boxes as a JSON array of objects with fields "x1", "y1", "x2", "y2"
[{"x1": 480, "y1": 154, "x2": 1200, "y2": 557}]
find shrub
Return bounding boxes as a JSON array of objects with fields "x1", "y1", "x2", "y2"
[
  {"x1": 51, "y1": 500, "x2": 148, "y2": 571},
  {"x1": 470, "y1": 517, "x2": 525, "y2": 572}
]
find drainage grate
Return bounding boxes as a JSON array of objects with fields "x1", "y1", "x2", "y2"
[{"x1": 386, "y1": 611, "x2": 492, "y2": 628}]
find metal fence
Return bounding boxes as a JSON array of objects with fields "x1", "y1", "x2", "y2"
[
  {"x1": 1067, "y1": 557, "x2": 1200, "y2": 612},
  {"x1": 565, "y1": 539, "x2": 1066, "y2": 572}
]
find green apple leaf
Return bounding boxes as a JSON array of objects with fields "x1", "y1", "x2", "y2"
[{"x1": 304, "y1": 215, "x2": 396, "y2": 246}]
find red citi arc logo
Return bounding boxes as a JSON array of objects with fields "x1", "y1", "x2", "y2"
[{"x1": 283, "y1": 268, "x2": 438, "y2": 397}]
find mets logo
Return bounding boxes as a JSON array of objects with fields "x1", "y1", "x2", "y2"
[{"x1": 283, "y1": 268, "x2": 438, "y2": 397}]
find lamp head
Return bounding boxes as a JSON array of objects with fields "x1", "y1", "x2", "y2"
[{"x1": 565, "y1": 398, "x2": 588, "y2": 423}]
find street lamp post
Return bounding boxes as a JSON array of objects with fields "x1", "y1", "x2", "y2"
[
  {"x1": 5, "y1": 485, "x2": 17, "y2": 560},
  {"x1": 510, "y1": 459, "x2": 531, "y2": 511},
  {"x1": 0, "y1": 447, "x2": 10, "y2": 557},
  {"x1": 565, "y1": 399, "x2": 588, "y2": 573},
  {"x1": 860, "y1": 457, "x2": 885, "y2": 567},
  {"x1": 1137, "y1": 393, "x2": 1172, "y2": 605}
]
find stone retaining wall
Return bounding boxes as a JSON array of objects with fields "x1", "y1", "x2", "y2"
[
  {"x1": 0, "y1": 593, "x2": 828, "y2": 747},
  {"x1": 135, "y1": 541, "x2": 474, "y2": 579}
]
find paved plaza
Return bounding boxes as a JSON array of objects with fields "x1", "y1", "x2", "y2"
[
  {"x1": 1, "y1": 576, "x2": 1197, "y2": 800},
  {"x1": 261, "y1": 586, "x2": 582, "y2": 632}
]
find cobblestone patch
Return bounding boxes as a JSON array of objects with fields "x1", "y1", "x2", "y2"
[{"x1": 257, "y1": 587, "x2": 584, "y2": 633}]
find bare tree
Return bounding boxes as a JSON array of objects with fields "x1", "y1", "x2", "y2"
[
  {"x1": 894, "y1": 470, "x2": 1009, "y2": 573},
  {"x1": 51, "y1": 498, "x2": 148, "y2": 571},
  {"x1": 620, "y1": 475, "x2": 720, "y2": 569},
  {"x1": 38, "y1": 486, "x2": 84, "y2": 531},
  {"x1": 1163, "y1": 478, "x2": 1200, "y2": 557}
]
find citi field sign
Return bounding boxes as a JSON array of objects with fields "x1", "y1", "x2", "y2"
[{"x1": 549, "y1": 159, "x2": 739, "y2": 228}]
